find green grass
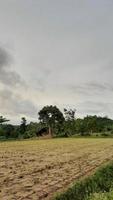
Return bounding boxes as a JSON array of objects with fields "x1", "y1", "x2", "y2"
[
  {"x1": 54, "y1": 162, "x2": 113, "y2": 200},
  {"x1": 88, "y1": 190, "x2": 113, "y2": 200}
]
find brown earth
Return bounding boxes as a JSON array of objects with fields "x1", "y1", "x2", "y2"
[{"x1": 0, "y1": 138, "x2": 113, "y2": 200}]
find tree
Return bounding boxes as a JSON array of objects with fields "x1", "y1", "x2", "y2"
[
  {"x1": 38, "y1": 105, "x2": 65, "y2": 135},
  {"x1": 64, "y1": 108, "x2": 76, "y2": 121},
  {"x1": 3, "y1": 124, "x2": 15, "y2": 138},
  {"x1": 63, "y1": 108, "x2": 76, "y2": 136},
  {"x1": 83, "y1": 115, "x2": 97, "y2": 134},
  {"x1": 0, "y1": 116, "x2": 9, "y2": 125},
  {"x1": 20, "y1": 117, "x2": 27, "y2": 135}
]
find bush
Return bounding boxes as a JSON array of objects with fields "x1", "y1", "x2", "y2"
[
  {"x1": 55, "y1": 132, "x2": 70, "y2": 138},
  {"x1": 23, "y1": 130, "x2": 36, "y2": 139}
]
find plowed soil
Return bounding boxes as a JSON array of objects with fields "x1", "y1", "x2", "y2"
[{"x1": 0, "y1": 138, "x2": 113, "y2": 200}]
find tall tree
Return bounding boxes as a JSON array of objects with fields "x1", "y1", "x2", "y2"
[
  {"x1": 20, "y1": 117, "x2": 27, "y2": 135},
  {"x1": 0, "y1": 116, "x2": 9, "y2": 125},
  {"x1": 38, "y1": 105, "x2": 65, "y2": 135},
  {"x1": 63, "y1": 108, "x2": 76, "y2": 136}
]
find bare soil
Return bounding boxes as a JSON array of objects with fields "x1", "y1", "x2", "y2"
[{"x1": 0, "y1": 138, "x2": 113, "y2": 200}]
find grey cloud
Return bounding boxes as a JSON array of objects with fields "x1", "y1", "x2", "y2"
[
  {"x1": 69, "y1": 82, "x2": 113, "y2": 96},
  {"x1": 31, "y1": 68, "x2": 53, "y2": 92},
  {"x1": 104, "y1": 61, "x2": 113, "y2": 70},
  {"x1": 89, "y1": 82, "x2": 113, "y2": 92},
  {"x1": 0, "y1": 47, "x2": 11, "y2": 69},
  {"x1": 0, "y1": 70, "x2": 22, "y2": 86},
  {"x1": 1, "y1": 1, "x2": 113, "y2": 121},
  {"x1": 0, "y1": 88, "x2": 37, "y2": 117},
  {"x1": 77, "y1": 101, "x2": 113, "y2": 117},
  {"x1": 0, "y1": 47, "x2": 23, "y2": 86}
]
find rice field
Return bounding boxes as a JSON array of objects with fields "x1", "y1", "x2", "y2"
[{"x1": 0, "y1": 138, "x2": 113, "y2": 200}]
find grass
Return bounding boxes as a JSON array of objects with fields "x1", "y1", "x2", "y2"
[
  {"x1": 54, "y1": 162, "x2": 113, "y2": 200},
  {"x1": 88, "y1": 190, "x2": 113, "y2": 200},
  {"x1": 0, "y1": 138, "x2": 113, "y2": 200}
]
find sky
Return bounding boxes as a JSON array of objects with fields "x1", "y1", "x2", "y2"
[{"x1": 0, "y1": 0, "x2": 113, "y2": 124}]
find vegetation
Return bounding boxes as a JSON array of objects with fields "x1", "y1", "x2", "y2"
[
  {"x1": 88, "y1": 190, "x2": 113, "y2": 200},
  {"x1": 0, "y1": 105, "x2": 113, "y2": 140},
  {"x1": 54, "y1": 162, "x2": 113, "y2": 200},
  {"x1": 0, "y1": 116, "x2": 9, "y2": 124},
  {"x1": 38, "y1": 105, "x2": 65, "y2": 135}
]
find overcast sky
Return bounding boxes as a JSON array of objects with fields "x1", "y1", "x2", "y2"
[{"x1": 0, "y1": 0, "x2": 113, "y2": 124}]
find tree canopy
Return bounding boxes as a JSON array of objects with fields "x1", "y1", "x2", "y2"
[
  {"x1": 38, "y1": 105, "x2": 65, "y2": 135},
  {"x1": 0, "y1": 116, "x2": 9, "y2": 125},
  {"x1": 19, "y1": 117, "x2": 27, "y2": 134}
]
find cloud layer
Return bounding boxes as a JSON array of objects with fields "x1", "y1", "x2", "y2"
[
  {"x1": 0, "y1": 47, "x2": 37, "y2": 123},
  {"x1": 0, "y1": 47, "x2": 22, "y2": 86},
  {"x1": 0, "y1": 1, "x2": 113, "y2": 123}
]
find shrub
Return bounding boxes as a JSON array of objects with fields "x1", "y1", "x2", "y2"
[{"x1": 23, "y1": 130, "x2": 36, "y2": 139}]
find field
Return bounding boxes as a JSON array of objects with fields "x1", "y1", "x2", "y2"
[{"x1": 0, "y1": 138, "x2": 113, "y2": 200}]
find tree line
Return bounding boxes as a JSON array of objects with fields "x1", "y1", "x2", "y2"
[{"x1": 0, "y1": 105, "x2": 113, "y2": 139}]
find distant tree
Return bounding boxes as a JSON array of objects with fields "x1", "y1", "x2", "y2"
[
  {"x1": 38, "y1": 105, "x2": 65, "y2": 135},
  {"x1": 63, "y1": 108, "x2": 76, "y2": 136},
  {"x1": 3, "y1": 124, "x2": 15, "y2": 138},
  {"x1": 83, "y1": 115, "x2": 97, "y2": 134},
  {"x1": 0, "y1": 116, "x2": 9, "y2": 125},
  {"x1": 20, "y1": 117, "x2": 27, "y2": 135},
  {"x1": 75, "y1": 118, "x2": 84, "y2": 134},
  {"x1": 64, "y1": 108, "x2": 76, "y2": 121},
  {"x1": 75, "y1": 115, "x2": 113, "y2": 136}
]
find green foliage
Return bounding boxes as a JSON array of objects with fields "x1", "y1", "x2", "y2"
[
  {"x1": 58, "y1": 115, "x2": 113, "y2": 137},
  {"x1": 88, "y1": 190, "x2": 113, "y2": 200},
  {"x1": 19, "y1": 117, "x2": 27, "y2": 135},
  {"x1": 2, "y1": 124, "x2": 15, "y2": 138},
  {"x1": 26, "y1": 122, "x2": 39, "y2": 134},
  {"x1": 0, "y1": 124, "x2": 18, "y2": 139},
  {"x1": 75, "y1": 116, "x2": 113, "y2": 136},
  {"x1": 23, "y1": 122, "x2": 40, "y2": 138},
  {"x1": 23, "y1": 130, "x2": 33, "y2": 139},
  {"x1": 0, "y1": 126, "x2": 5, "y2": 139},
  {"x1": 38, "y1": 105, "x2": 65, "y2": 135},
  {"x1": 0, "y1": 116, "x2": 9, "y2": 124},
  {"x1": 62, "y1": 120, "x2": 76, "y2": 136},
  {"x1": 1, "y1": 106, "x2": 113, "y2": 139},
  {"x1": 75, "y1": 118, "x2": 86, "y2": 135},
  {"x1": 54, "y1": 162, "x2": 113, "y2": 200},
  {"x1": 62, "y1": 108, "x2": 76, "y2": 136}
]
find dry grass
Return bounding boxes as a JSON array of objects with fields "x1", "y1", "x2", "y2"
[{"x1": 0, "y1": 138, "x2": 113, "y2": 200}]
